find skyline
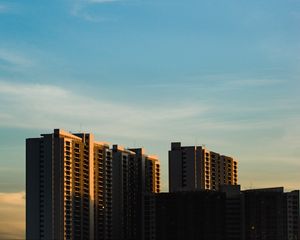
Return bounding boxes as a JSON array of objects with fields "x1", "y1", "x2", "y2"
[
  {"x1": 1, "y1": 0, "x2": 300, "y2": 238},
  {"x1": 25, "y1": 129, "x2": 299, "y2": 239}
]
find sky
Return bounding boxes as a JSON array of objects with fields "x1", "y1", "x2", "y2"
[{"x1": 1, "y1": 0, "x2": 300, "y2": 238}]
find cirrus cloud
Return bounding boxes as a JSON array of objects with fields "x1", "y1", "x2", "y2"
[
  {"x1": 0, "y1": 4, "x2": 8, "y2": 13},
  {"x1": 0, "y1": 80, "x2": 208, "y2": 140},
  {"x1": 70, "y1": 0, "x2": 122, "y2": 22}
]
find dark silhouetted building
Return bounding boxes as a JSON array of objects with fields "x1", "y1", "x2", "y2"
[
  {"x1": 155, "y1": 191, "x2": 226, "y2": 240},
  {"x1": 286, "y1": 190, "x2": 299, "y2": 240},
  {"x1": 156, "y1": 185, "x2": 299, "y2": 240},
  {"x1": 243, "y1": 187, "x2": 300, "y2": 240},
  {"x1": 169, "y1": 142, "x2": 238, "y2": 192},
  {"x1": 221, "y1": 185, "x2": 245, "y2": 240}
]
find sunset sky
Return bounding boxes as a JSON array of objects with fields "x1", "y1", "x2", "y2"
[{"x1": 1, "y1": 0, "x2": 300, "y2": 238}]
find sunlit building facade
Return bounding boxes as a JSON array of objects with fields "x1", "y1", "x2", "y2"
[
  {"x1": 26, "y1": 129, "x2": 160, "y2": 240},
  {"x1": 169, "y1": 142, "x2": 238, "y2": 192},
  {"x1": 94, "y1": 141, "x2": 113, "y2": 240},
  {"x1": 26, "y1": 129, "x2": 113, "y2": 240}
]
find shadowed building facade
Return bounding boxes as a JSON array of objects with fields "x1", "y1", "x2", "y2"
[
  {"x1": 286, "y1": 190, "x2": 300, "y2": 240},
  {"x1": 169, "y1": 142, "x2": 238, "y2": 192},
  {"x1": 220, "y1": 185, "x2": 245, "y2": 240},
  {"x1": 156, "y1": 186, "x2": 299, "y2": 240},
  {"x1": 244, "y1": 187, "x2": 299, "y2": 240},
  {"x1": 155, "y1": 185, "x2": 245, "y2": 240},
  {"x1": 112, "y1": 146, "x2": 160, "y2": 240},
  {"x1": 155, "y1": 191, "x2": 226, "y2": 240}
]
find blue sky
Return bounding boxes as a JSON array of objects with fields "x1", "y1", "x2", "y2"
[{"x1": 0, "y1": 0, "x2": 300, "y2": 237}]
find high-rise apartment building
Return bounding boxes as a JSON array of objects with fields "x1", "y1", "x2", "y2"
[
  {"x1": 93, "y1": 140, "x2": 113, "y2": 240},
  {"x1": 135, "y1": 150, "x2": 160, "y2": 240},
  {"x1": 112, "y1": 146, "x2": 160, "y2": 240},
  {"x1": 111, "y1": 145, "x2": 137, "y2": 240},
  {"x1": 26, "y1": 129, "x2": 160, "y2": 240},
  {"x1": 169, "y1": 142, "x2": 238, "y2": 192},
  {"x1": 26, "y1": 129, "x2": 113, "y2": 240}
]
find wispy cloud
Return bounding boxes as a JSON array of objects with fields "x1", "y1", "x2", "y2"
[
  {"x1": 0, "y1": 80, "x2": 208, "y2": 139},
  {"x1": 70, "y1": 0, "x2": 123, "y2": 22},
  {"x1": 88, "y1": 0, "x2": 120, "y2": 3},
  {"x1": 140, "y1": 73, "x2": 283, "y2": 92},
  {"x1": 1, "y1": 79, "x2": 298, "y2": 140},
  {"x1": 0, "y1": 192, "x2": 25, "y2": 240},
  {"x1": 0, "y1": 4, "x2": 8, "y2": 13},
  {"x1": 0, "y1": 192, "x2": 25, "y2": 206},
  {"x1": 0, "y1": 49, "x2": 33, "y2": 67}
]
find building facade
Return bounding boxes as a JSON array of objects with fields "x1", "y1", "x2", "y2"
[
  {"x1": 111, "y1": 145, "x2": 137, "y2": 240},
  {"x1": 155, "y1": 185, "x2": 299, "y2": 240},
  {"x1": 26, "y1": 129, "x2": 113, "y2": 240},
  {"x1": 243, "y1": 187, "x2": 300, "y2": 240},
  {"x1": 93, "y1": 141, "x2": 113, "y2": 240},
  {"x1": 286, "y1": 190, "x2": 300, "y2": 240},
  {"x1": 169, "y1": 142, "x2": 238, "y2": 192},
  {"x1": 155, "y1": 191, "x2": 226, "y2": 240},
  {"x1": 26, "y1": 129, "x2": 160, "y2": 240},
  {"x1": 112, "y1": 146, "x2": 160, "y2": 240},
  {"x1": 220, "y1": 185, "x2": 245, "y2": 240}
]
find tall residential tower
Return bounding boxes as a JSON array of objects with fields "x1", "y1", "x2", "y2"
[
  {"x1": 26, "y1": 129, "x2": 160, "y2": 240},
  {"x1": 169, "y1": 142, "x2": 238, "y2": 192},
  {"x1": 112, "y1": 146, "x2": 160, "y2": 240},
  {"x1": 26, "y1": 129, "x2": 113, "y2": 240}
]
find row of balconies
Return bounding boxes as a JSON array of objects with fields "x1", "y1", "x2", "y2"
[{"x1": 98, "y1": 165, "x2": 103, "y2": 170}]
